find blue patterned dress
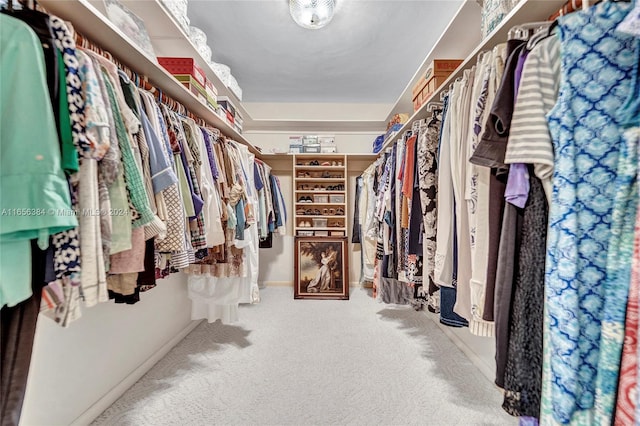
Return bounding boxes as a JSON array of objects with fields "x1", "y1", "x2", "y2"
[{"x1": 540, "y1": 2, "x2": 637, "y2": 424}]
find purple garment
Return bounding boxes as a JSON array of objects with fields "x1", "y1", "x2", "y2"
[
  {"x1": 505, "y1": 163, "x2": 530, "y2": 208},
  {"x1": 200, "y1": 128, "x2": 220, "y2": 180},
  {"x1": 519, "y1": 417, "x2": 539, "y2": 426}
]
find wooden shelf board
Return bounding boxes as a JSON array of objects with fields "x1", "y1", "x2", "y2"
[{"x1": 294, "y1": 191, "x2": 346, "y2": 194}]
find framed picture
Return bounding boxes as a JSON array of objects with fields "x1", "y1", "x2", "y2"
[
  {"x1": 104, "y1": 0, "x2": 157, "y2": 62},
  {"x1": 294, "y1": 237, "x2": 349, "y2": 300}
]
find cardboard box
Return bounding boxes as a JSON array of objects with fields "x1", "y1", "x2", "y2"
[
  {"x1": 428, "y1": 59, "x2": 464, "y2": 75},
  {"x1": 330, "y1": 231, "x2": 345, "y2": 237},
  {"x1": 158, "y1": 57, "x2": 207, "y2": 87}
]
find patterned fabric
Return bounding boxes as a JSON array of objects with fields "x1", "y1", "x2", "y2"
[
  {"x1": 417, "y1": 120, "x2": 441, "y2": 308},
  {"x1": 49, "y1": 16, "x2": 91, "y2": 156},
  {"x1": 502, "y1": 171, "x2": 547, "y2": 418},
  {"x1": 102, "y1": 72, "x2": 155, "y2": 229},
  {"x1": 615, "y1": 201, "x2": 640, "y2": 425},
  {"x1": 594, "y1": 113, "x2": 639, "y2": 424},
  {"x1": 540, "y1": 2, "x2": 637, "y2": 424}
]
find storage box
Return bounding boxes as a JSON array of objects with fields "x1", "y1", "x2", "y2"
[
  {"x1": 158, "y1": 57, "x2": 207, "y2": 87},
  {"x1": 330, "y1": 195, "x2": 345, "y2": 203},
  {"x1": 412, "y1": 59, "x2": 462, "y2": 111},
  {"x1": 225, "y1": 110, "x2": 234, "y2": 125},
  {"x1": 313, "y1": 194, "x2": 329, "y2": 203},
  {"x1": 330, "y1": 231, "x2": 345, "y2": 237},
  {"x1": 217, "y1": 96, "x2": 237, "y2": 117},
  {"x1": 289, "y1": 144, "x2": 303, "y2": 154},
  {"x1": 426, "y1": 59, "x2": 464, "y2": 76},
  {"x1": 320, "y1": 146, "x2": 337, "y2": 153},
  {"x1": 318, "y1": 135, "x2": 335, "y2": 145},
  {"x1": 298, "y1": 230, "x2": 314, "y2": 236},
  {"x1": 205, "y1": 80, "x2": 218, "y2": 103},
  {"x1": 303, "y1": 144, "x2": 321, "y2": 153},
  {"x1": 303, "y1": 135, "x2": 318, "y2": 145},
  {"x1": 314, "y1": 230, "x2": 329, "y2": 237},
  {"x1": 312, "y1": 218, "x2": 328, "y2": 228},
  {"x1": 174, "y1": 74, "x2": 217, "y2": 111}
]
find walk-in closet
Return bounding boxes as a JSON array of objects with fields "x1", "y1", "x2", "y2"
[{"x1": 2, "y1": 0, "x2": 640, "y2": 425}]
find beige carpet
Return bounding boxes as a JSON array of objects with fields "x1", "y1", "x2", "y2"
[{"x1": 93, "y1": 287, "x2": 516, "y2": 426}]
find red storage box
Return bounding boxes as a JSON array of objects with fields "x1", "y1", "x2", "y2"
[{"x1": 158, "y1": 57, "x2": 207, "y2": 87}]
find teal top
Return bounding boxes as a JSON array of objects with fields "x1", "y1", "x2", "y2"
[{"x1": 0, "y1": 15, "x2": 77, "y2": 307}]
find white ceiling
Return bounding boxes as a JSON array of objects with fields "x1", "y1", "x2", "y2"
[{"x1": 187, "y1": 0, "x2": 465, "y2": 104}]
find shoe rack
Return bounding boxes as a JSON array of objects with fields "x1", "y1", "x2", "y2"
[{"x1": 293, "y1": 154, "x2": 347, "y2": 237}]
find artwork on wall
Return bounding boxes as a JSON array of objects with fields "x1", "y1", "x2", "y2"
[
  {"x1": 294, "y1": 237, "x2": 349, "y2": 300},
  {"x1": 104, "y1": 0, "x2": 157, "y2": 62}
]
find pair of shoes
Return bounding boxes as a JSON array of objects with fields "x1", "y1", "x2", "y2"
[
  {"x1": 297, "y1": 172, "x2": 310, "y2": 178},
  {"x1": 313, "y1": 185, "x2": 326, "y2": 191},
  {"x1": 321, "y1": 161, "x2": 331, "y2": 166},
  {"x1": 296, "y1": 208, "x2": 306, "y2": 215},
  {"x1": 327, "y1": 184, "x2": 344, "y2": 191},
  {"x1": 298, "y1": 184, "x2": 310, "y2": 190},
  {"x1": 299, "y1": 221, "x2": 312, "y2": 227},
  {"x1": 298, "y1": 196, "x2": 312, "y2": 203},
  {"x1": 329, "y1": 220, "x2": 342, "y2": 227},
  {"x1": 308, "y1": 160, "x2": 320, "y2": 166},
  {"x1": 321, "y1": 171, "x2": 331, "y2": 178}
]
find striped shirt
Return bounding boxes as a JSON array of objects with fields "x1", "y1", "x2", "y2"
[{"x1": 505, "y1": 35, "x2": 561, "y2": 201}]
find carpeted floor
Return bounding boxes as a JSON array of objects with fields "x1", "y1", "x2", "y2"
[{"x1": 93, "y1": 287, "x2": 516, "y2": 425}]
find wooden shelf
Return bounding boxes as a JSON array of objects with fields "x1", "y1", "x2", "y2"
[
  {"x1": 294, "y1": 154, "x2": 348, "y2": 239},
  {"x1": 295, "y1": 165, "x2": 345, "y2": 170},
  {"x1": 295, "y1": 178, "x2": 344, "y2": 183},
  {"x1": 295, "y1": 190, "x2": 345, "y2": 194},
  {"x1": 295, "y1": 203, "x2": 347, "y2": 206},
  {"x1": 296, "y1": 227, "x2": 347, "y2": 231},
  {"x1": 295, "y1": 215, "x2": 345, "y2": 219},
  {"x1": 38, "y1": 0, "x2": 266, "y2": 158}
]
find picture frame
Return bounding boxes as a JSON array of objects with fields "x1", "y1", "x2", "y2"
[
  {"x1": 103, "y1": 0, "x2": 157, "y2": 62},
  {"x1": 294, "y1": 236, "x2": 349, "y2": 300}
]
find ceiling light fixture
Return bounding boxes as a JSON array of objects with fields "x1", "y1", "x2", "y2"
[{"x1": 289, "y1": 0, "x2": 336, "y2": 30}]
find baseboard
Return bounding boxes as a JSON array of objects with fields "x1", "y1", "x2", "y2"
[
  {"x1": 425, "y1": 312, "x2": 496, "y2": 384},
  {"x1": 263, "y1": 281, "x2": 364, "y2": 288},
  {"x1": 70, "y1": 319, "x2": 203, "y2": 426}
]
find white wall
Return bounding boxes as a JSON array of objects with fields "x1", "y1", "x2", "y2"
[{"x1": 20, "y1": 274, "x2": 196, "y2": 426}]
